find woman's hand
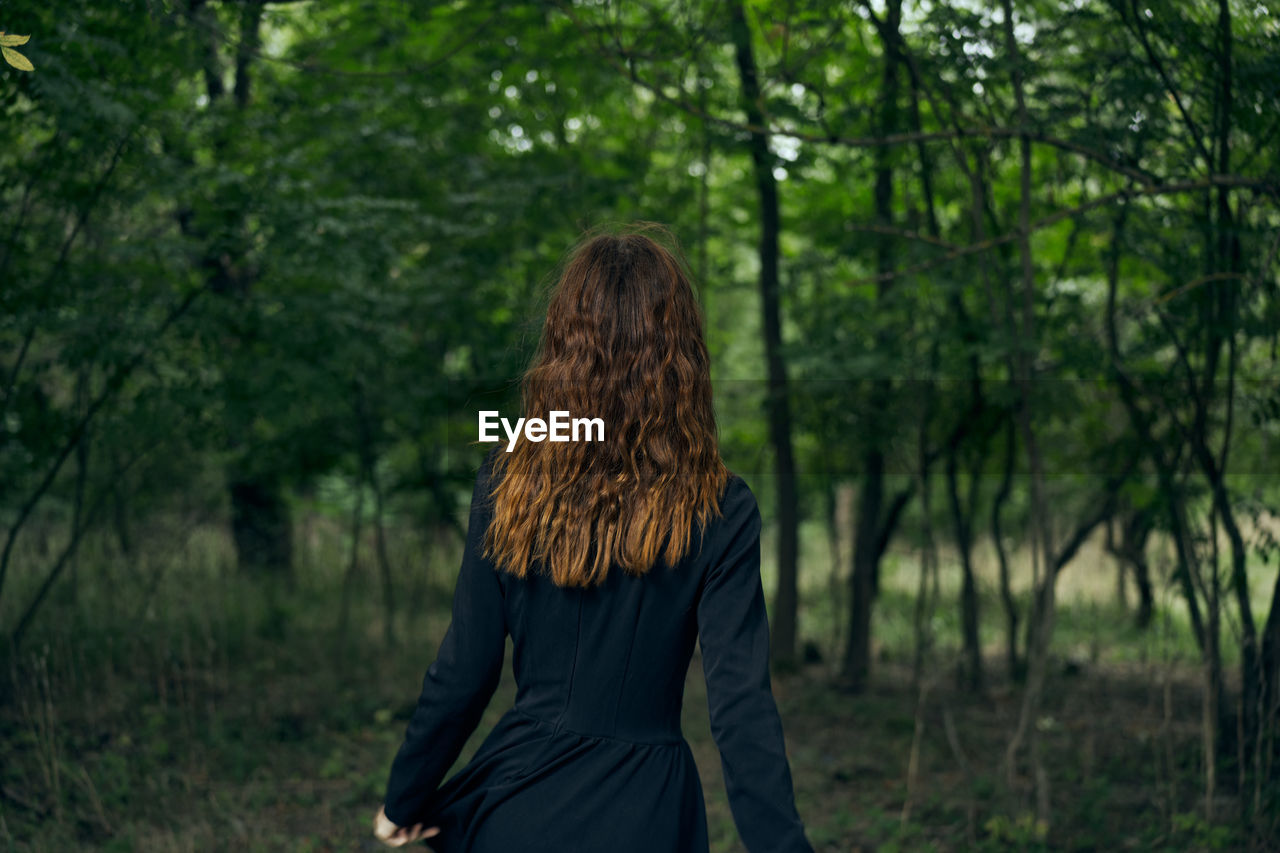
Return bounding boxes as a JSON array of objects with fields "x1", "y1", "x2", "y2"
[{"x1": 373, "y1": 804, "x2": 441, "y2": 847}]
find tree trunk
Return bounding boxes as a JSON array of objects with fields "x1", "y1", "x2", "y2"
[
  {"x1": 845, "y1": 446, "x2": 883, "y2": 689},
  {"x1": 186, "y1": 0, "x2": 282, "y2": 581},
  {"x1": 229, "y1": 475, "x2": 293, "y2": 576},
  {"x1": 339, "y1": 469, "x2": 366, "y2": 637},
  {"x1": 1104, "y1": 504, "x2": 1155, "y2": 630},
  {"x1": 370, "y1": 461, "x2": 397, "y2": 648},
  {"x1": 991, "y1": 416, "x2": 1020, "y2": 679},
  {"x1": 825, "y1": 480, "x2": 853, "y2": 666},
  {"x1": 727, "y1": 0, "x2": 799, "y2": 666},
  {"x1": 840, "y1": 0, "x2": 903, "y2": 690},
  {"x1": 999, "y1": 0, "x2": 1056, "y2": 824},
  {"x1": 946, "y1": 440, "x2": 982, "y2": 692}
]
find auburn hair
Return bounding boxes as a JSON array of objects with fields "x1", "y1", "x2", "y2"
[{"x1": 482, "y1": 223, "x2": 730, "y2": 588}]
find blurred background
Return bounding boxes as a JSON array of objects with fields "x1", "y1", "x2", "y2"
[{"x1": 1, "y1": 1, "x2": 1278, "y2": 850}]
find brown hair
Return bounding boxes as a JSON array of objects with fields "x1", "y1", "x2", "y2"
[{"x1": 482, "y1": 223, "x2": 730, "y2": 587}]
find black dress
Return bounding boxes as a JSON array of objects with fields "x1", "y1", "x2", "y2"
[{"x1": 382, "y1": 451, "x2": 815, "y2": 853}]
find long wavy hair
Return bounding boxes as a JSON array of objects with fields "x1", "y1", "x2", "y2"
[{"x1": 482, "y1": 223, "x2": 730, "y2": 588}]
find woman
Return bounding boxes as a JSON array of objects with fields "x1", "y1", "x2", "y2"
[{"x1": 373, "y1": 224, "x2": 815, "y2": 852}]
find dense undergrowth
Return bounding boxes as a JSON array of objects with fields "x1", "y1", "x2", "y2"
[{"x1": 0, "y1": 518, "x2": 1274, "y2": 851}]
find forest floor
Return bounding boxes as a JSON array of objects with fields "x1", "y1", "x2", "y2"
[
  {"x1": 0, "y1": 515, "x2": 1274, "y2": 852},
  {"x1": 0, "y1": 597, "x2": 1268, "y2": 853}
]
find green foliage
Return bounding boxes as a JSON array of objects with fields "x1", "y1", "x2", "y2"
[
  {"x1": 981, "y1": 812, "x2": 1049, "y2": 850},
  {"x1": 1170, "y1": 811, "x2": 1243, "y2": 851},
  {"x1": 0, "y1": 31, "x2": 33, "y2": 71},
  {"x1": 2, "y1": 0, "x2": 1279, "y2": 847}
]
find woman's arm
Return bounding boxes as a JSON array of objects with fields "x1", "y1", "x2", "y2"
[
  {"x1": 381, "y1": 452, "x2": 507, "y2": 828},
  {"x1": 696, "y1": 478, "x2": 814, "y2": 853}
]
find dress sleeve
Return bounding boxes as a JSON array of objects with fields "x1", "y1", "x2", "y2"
[
  {"x1": 382, "y1": 451, "x2": 507, "y2": 827},
  {"x1": 696, "y1": 478, "x2": 814, "y2": 853}
]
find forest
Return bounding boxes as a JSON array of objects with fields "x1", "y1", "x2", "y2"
[{"x1": 1, "y1": 0, "x2": 1279, "y2": 850}]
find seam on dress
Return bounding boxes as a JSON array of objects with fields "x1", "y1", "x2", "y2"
[
  {"x1": 607, "y1": 585, "x2": 642, "y2": 736},
  {"x1": 511, "y1": 706, "x2": 682, "y2": 746},
  {"x1": 553, "y1": 589, "x2": 584, "y2": 736}
]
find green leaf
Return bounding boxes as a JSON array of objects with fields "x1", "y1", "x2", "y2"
[
  {"x1": 0, "y1": 33, "x2": 31, "y2": 46},
  {"x1": 2, "y1": 46, "x2": 33, "y2": 71}
]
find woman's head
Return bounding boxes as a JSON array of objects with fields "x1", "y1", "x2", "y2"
[{"x1": 483, "y1": 222, "x2": 730, "y2": 587}]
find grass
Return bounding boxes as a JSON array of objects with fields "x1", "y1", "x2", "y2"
[{"x1": 0, "y1": 507, "x2": 1276, "y2": 851}]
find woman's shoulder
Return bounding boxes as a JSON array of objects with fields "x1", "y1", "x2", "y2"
[
  {"x1": 468, "y1": 447, "x2": 505, "y2": 515},
  {"x1": 478, "y1": 445, "x2": 501, "y2": 478},
  {"x1": 720, "y1": 470, "x2": 753, "y2": 501},
  {"x1": 713, "y1": 471, "x2": 760, "y2": 530},
  {"x1": 690, "y1": 471, "x2": 761, "y2": 572}
]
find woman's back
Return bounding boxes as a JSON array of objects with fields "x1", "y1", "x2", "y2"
[
  {"x1": 381, "y1": 452, "x2": 813, "y2": 852},
  {"x1": 377, "y1": 225, "x2": 814, "y2": 852},
  {"x1": 503, "y1": 453, "x2": 728, "y2": 744}
]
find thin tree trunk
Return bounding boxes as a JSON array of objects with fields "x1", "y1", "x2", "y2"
[
  {"x1": 830, "y1": 483, "x2": 854, "y2": 668},
  {"x1": 999, "y1": 1, "x2": 1056, "y2": 825},
  {"x1": 229, "y1": 476, "x2": 293, "y2": 577},
  {"x1": 697, "y1": 65, "x2": 711, "y2": 295},
  {"x1": 1104, "y1": 198, "x2": 1234, "y2": 793},
  {"x1": 9, "y1": 448, "x2": 148, "y2": 651},
  {"x1": 69, "y1": 367, "x2": 90, "y2": 607},
  {"x1": 1258, "y1": 563, "x2": 1280, "y2": 787},
  {"x1": 909, "y1": 63, "x2": 985, "y2": 691},
  {"x1": 912, "y1": 340, "x2": 941, "y2": 685},
  {"x1": 0, "y1": 135, "x2": 134, "y2": 606},
  {"x1": 847, "y1": 427, "x2": 884, "y2": 688},
  {"x1": 110, "y1": 446, "x2": 133, "y2": 559},
  {"x1": 946, "y1": 443, "x2": 982, "y2": 692},
  {"x1": 355, "y1": 384, "x2": 396, "y2": 648},
  {"x1": 1204, "y1": 505, "x2": 1222, "y2": 820},
  {"x1": 727, "y1": 0, "x2": 799, "y2": 666},
  {"x1": 823, "y1": 481, "x2": 840, "y2": 666},
  {"x1": 940, "y1": 370, "x2": 995, "y2": 693},
  {"x1": 1104, "y1": 505, "x2": 1155, "y2": 629},
  {"x1": 190, "y1": 0, "x2": 285, "y2": 582},
  {"x1": 371, "y1": 462, "x2": 396, "y2": 649},
  {"x1": 0, "y1": 281, "x2": 199, "y2": 609},
  {"x1": 339, "y1": 469, "x2": 367, "y2": 637},
  {"x1": 991, "y1": 416, "x2": 1020, "y2": 679},
  {"x1": 842, "y1": 0, "x2": 902, "y2": 690}
]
